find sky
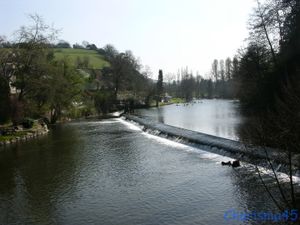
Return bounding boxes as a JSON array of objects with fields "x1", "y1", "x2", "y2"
[{"x1": 0, "y1": 0, "x2": 257, "y2": 78}]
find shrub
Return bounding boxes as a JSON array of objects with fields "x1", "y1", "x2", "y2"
[{"x1": 22, "y1": 118, "x2": 34, "y2": 129}]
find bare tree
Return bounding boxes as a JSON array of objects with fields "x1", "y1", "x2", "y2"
[
  {"x1": 15, "y1": 14, "x2": 58, "y2": 45},
  {"x1": 164, "y1": 73, "x2": 176, "y2": 84},
  {"x1": 219, "y1": 59, "x2": 225, "y2": 81},
  {"x1": 211, "y1": 59, "x2": 219, "y2": 82},
  {"x1": 239, "y1": 0, "x2": 300, "y2": 214},
  {"x1": 13, "y1": 14, "x2": 58, "y2": 101},
  {"x1": 141, "y1": 65, "x2": 153, "y2": 78},
  {"x1": 225, "y1": 57, "x2": 232, "y2": 80},
  {"x1": 248, "y1": 0, "x2": 290, "y2": 65}
]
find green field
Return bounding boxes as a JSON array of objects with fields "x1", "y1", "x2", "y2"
[
  {"x1": 54, "y1": 48, "x2": 109, "y2": 69},
  {"x1": 0, "y1": 48, "x2": 109, "y2": 69}
]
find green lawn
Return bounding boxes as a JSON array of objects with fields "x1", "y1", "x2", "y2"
[
  {"x1": 54, "y1": 48, "x2": 109, "y2": 69},
  {"x1": 1, "y1": 48, "x2": 109, "y2": 69}
]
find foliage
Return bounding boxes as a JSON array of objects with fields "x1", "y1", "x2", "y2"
[
  {"x1": 55, "y1": 40, "x2": 71, "y2": 48},
  {"x1": 233, "y1": 0, "x2": 300, "y2": 211},
  {"x1": 0, "y1": 75, "x2": 10, "y2": 123},
  {"x1": 22, "y1": 117, "x2": 34, "y2": 128},
  {"x1": 157, "y1": 70, "x2": 163, "y2": 95},
  {"x1": 155, "y1": 70, "x2": 164, "y2": 106},
  {"x1": 101, "y1": 44, "x2": 149, "y2": 99},
  {"x1": 94, "y1": 90, "x2": 115, "y2": 114},
  {"x1": 237, "y1": 43, "x2": 274, "y2": 112},
  {"x1": 164, "y1": 63, "x2": 234, "y2": 101},
  {"x1": 0, "y1": 14, "x2": 85, "y2": 124}
]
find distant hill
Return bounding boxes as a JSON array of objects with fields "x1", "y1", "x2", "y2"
[{"x1": 53, "y1": 48, "x2": 109, "y2": 69}]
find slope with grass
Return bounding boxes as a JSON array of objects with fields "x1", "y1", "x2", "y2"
[{"x1": 53, "y1": 48, "x2": 109, "y2": 69}]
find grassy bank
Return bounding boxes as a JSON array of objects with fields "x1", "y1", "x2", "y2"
[
  {"x1": 149, "y1": 98, "x2": 186, "y2": 107},
  {"x1": 0, "y1": 121, "x2": 49, "y2": 145}
]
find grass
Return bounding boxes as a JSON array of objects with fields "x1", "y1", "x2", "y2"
[
  {"x1": 53, "y1": 48, "x2": 109, "y2": 69},
  {"x1": 0, "y1": 131, "x2": 29, "y2": 142},
  {"x1": 0, "y1": 120, "x2": 45, "y2": 143},
  {"x1": 170, "y1": 98, "x2": 185, "y2": 104},
  {"x1": 1, "y1": 48, "x2": 109, "y2": 69},
  {"x1": 149, "y1": 98, "x2": 186, "y2": 107},
  {"x1": 0, "y1": 136, "x2": 13, "y2": 141}
]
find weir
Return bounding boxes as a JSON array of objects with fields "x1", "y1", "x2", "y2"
[{"x1": 124, "y1": 114, "x2": 300, "y2": 169}]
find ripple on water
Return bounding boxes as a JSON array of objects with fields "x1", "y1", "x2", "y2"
[{"x1": 0, "y1": 118, "x2": 289, "y2": 225}]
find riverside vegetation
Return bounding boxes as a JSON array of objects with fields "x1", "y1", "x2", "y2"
[
  {"x1": 0, "y1": 1, "x2": 299, "y2": 151},
  {"x1": 0, "y1": 15, "x2": 154, "y2": 141},
  {"x1": 0, "y1": 15, "x2": 186, "y2": 143},
  {"x1": 0, "y1": 0, "x2": 300, "y2": 215}
]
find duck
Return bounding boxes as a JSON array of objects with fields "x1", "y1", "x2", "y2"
[
  {"x1": 221, "y1": 161, "x2": 231, "y2": 166},
  {"x1": 221, "y1": 160, "x2": 240, "y2": 168}
]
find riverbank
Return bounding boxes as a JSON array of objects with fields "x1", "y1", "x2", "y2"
[
  {"x1": 149, "y1": 98, "x2": 186, "y2": 107},
  {"x1": 0, "y1": 122, "x2": 49, "y2": 147}
]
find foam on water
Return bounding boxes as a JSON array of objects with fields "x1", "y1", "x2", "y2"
[
  {"x1": 140, "y1": 127, "x2": 235, "y2": 162},
  {"x1": 72, "y1": 120, "x2": 119, "y2": 126},
  {"x1": 97, "y1": 120, "x2": 119, "y2": 124},
  {"x1": 117, "y1": 118, "x2": 143, "y2": 131},
  {"x1": 142, "y1": 131, "x2": 194, "y2": 149},
  {"x1": 121, "y1": 117, "x2": 300, "y2": 185},
  {"x1": 242, "y1": 162, "x2": 300, "y2": 185}
]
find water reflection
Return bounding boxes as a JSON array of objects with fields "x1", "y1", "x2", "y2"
[
  {"x1": 136, "y1": 99, "x2": 243, "y2": 140},
  {"x1": 0, "y1": 125, "x2": 84, "y2": 224},
  {"x1": 0, "y1": 119, "x2": 284, "y2": 225},
  {"x1": 157, "y1": 108, "x2": 164, "y2": 123}
]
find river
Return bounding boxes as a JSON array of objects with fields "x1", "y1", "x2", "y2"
[
  {"x1": 136, "y1": 99, "x2": 242, "y2": 140},
  {"x1": 0, "y1": 112, "x2": 289, "y2": 224}
]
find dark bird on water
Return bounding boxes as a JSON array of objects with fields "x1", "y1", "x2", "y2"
[{"x1": 221, "y1": 160, "x2": 240, "y2": 167}]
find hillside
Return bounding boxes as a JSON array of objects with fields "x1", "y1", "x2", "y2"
[{"x1": 53, "y1": 48, "x2": 109, "y2": 69}]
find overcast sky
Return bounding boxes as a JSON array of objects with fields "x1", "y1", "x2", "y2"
[{"x1": 0, "y1": 0, "x2": 256, "y2": 78}]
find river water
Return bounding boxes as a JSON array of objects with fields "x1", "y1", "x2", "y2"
[
  {"x1": 136, "y1": 99, "x2": 242, "y2": 140},
  {"x1": 0, "y1": 115, "x2": 289, "y2": 225}
]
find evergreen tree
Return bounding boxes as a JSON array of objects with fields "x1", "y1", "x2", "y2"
[{"x1": 156, "y1": 69, "x2": 163, "y2": 107}]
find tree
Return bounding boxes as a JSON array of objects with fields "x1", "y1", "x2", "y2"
[
  {"x1": 248, "y1": 0, "x2": 288, "y2": 65},
  {"x1": 231, "y1": 57, "x2": 239, "y2": 80},
  {"x1": 156, "y1": 69, "x2": 163, "y2": 107},
  {"x1": 0, "y1": 36, "x2": 5, "y2": 46},
  {"x1": 102, "y1": 44, "x2": 118, "y2": 59},
  {"x1": 211, "y1": 59, "x2": 219, "y2": 81},
  {"x1": 207, "y1": 79, "x2": 213, "y2": 98},
  {"x1": 0, "y1": 36, "x2": 11, "y2": 48},
  {"x1": 225, "y1": 57, "x2": 232, "y2": 80},
  {"x1": 86, "y1": 43, "x2": 97, "y2": 50},
  {"x1": 0, "y1": 48, "x2": 16, "y2": 123},
  {"x1": 2, "y1": 14, "x2": 58, "y2": 123},
  {"x1": 0, "y1": 75, "x2": 10, "y2": 123},
  {"x1": 48, "y1": 60, "x2": 84, "y2": 123},
  {"x1": 73, "y1": 43, "x2": 84, "y2": 49},
  {"x1": 0, "y1": 14, "x2": 85, "y2": 124},
  {"x1": 141, "y1": 65, "x2": 153, "y2": 78},
  {"x1": 180, "y1": 73, "x2": 195, "y2": 101},
  {"x1": 102, "y1": 45, "x2": 142, "y2": 98},
  {"x1": 94, "y1": 89, "x2": 114, "y2": 114},
  {"x1": 219, "y1": 59, "x2": 225, "y2": 81},
  {"x1": 235, "y1": 0, "x2": 300, "y2": 213},
  {"x1": 82, "y1": 41, "x2": 90, "y2": 48},
  {"x1": 56, "y1": 40, "x2": 71, "y2": 48},
  {"x1": 237, "y1": 43, "x2": 273, "y2": 111}
]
